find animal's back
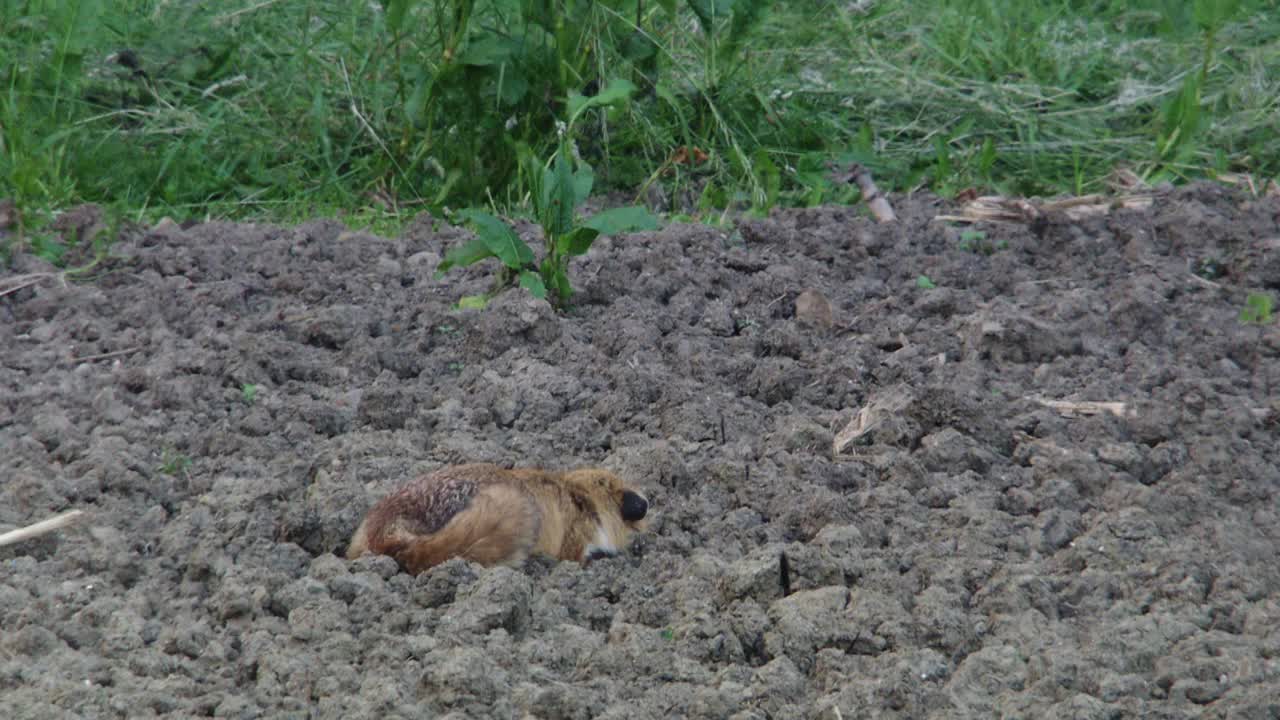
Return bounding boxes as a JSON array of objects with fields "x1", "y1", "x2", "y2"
[{"x1": 345, "y1": 464, "x2": 541, "y2": 573}]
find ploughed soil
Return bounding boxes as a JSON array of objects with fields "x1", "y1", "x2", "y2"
[{"x1": 3, "y1": 184, "x2": 1279, "y2": 719}]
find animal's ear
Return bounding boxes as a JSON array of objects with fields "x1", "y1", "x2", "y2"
[{"x1": 620, "y1": 491, "x2": 648, "y2": 522}]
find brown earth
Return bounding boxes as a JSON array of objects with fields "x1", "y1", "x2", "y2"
[{"x1": 2, "y1": 184, "x2": 1279, "y2": 719}]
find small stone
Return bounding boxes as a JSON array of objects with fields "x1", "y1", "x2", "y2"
[
  {"x1": 795, "y1": 289, "x2": 833, "y2": 329},
  {"x1": 1096, "y1": 442, "x2": 1144, "y2": 472},
  {"x1": 811, "y1": 524, "x2": 864, "y2": 554},
  {"x1": 308, "y1": 553, "x2": 349, "y2": 581}
]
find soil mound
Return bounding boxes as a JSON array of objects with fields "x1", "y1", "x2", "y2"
[{"x1": 3, "y1": 186, "x2": 1278, "y2": 717}]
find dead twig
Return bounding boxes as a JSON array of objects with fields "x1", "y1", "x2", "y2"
[
  {"x1": 0, "y1": 510, "x2": 86, "y2": 548},
  {"x1": 1037, "y1": 398, "x2": 1271, "y2": 422},
  {"x1": 834, "y1": 386, "x2": 915, "y2": 455},
  {"x1": 934, "y1": 192, "x2": 1158, "y2": 225},
  {"x1": 1186, "y1": 272, "x2": 1222, "y2": 290},
  {"x1": 0, "y1": 272, "x2": 64, "y2": 299},
  {"x1": 827, "y1": 162, "x2": 897, "y2": 223},
  {"x1": 0, "y1": 258, "x2": 104, "y2": 300},
  {"x1": 1035, "y1": 398, "x2": 1132, "y2": 419},
  {"x1": 70, "y1": 346, "x2": 144, "y2": 363}
]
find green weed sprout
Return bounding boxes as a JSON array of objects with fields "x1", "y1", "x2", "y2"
[
  {"x1": 957, "y1": 229, "x2": 1007, "y2": 255},
  {"x1": 437, "y1": 80, "x2": 660, "y2": 309},
  {"x1": 1239, "y1": 292, "x2": 1275, "y2": 324},
  {"x1": 156, "y1": 448, "x2": 192, "y2": 478}
]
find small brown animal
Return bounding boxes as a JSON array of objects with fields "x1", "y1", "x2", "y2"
[{"x1": 345, "y1": 464, "x2": 650, "y2": 574}]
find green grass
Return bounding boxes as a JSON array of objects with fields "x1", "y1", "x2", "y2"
[{"x1": 2, "y1": 0, "x2": 1278, "y2": 257}]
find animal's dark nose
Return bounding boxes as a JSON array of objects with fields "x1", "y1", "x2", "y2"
[{"x1": 621, "y1": 491, "x2": 648, "y2": 522}]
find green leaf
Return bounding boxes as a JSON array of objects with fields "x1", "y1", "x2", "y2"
[
  {"x1": 519, "y1": 270, "x2": 547, "y2": 299},
  {"x1": 1195, "y1": 0, "x2": 1242, "y2": 32},
  {"x1": 404, "y1": 73, "x2": 430, "y2": 128},
  {"x1": 51, "y1": 0, "x2": 104, "y2": 55},
  {"x1": 383, "y1": 0, "x2": 414, "y2": 34},
  {"x1": 720, "y1": 0, "x2": 769, "y2": 67},
  {"x1": 916, "y1": 275, "x2": 937, "y2": 289},
  {"x1": 1240, "y1": 292, "x2": 1275, "y2": 324},
  {"x1": 436, "y1": 237, "x2": 496, "y2": 277},
  {"x1": 573, "y1": 162, "x2": 594, "y2": 208},
  {"x1": 457, "y1": 295, "x2": 489, "y2": 310},
  {"x1": 457, "y1": 35, "x2": 518, "y2": 67},
  {"x1": 548, "y1": 145, "x2": 576, "y2": 237},
  {"x1": 521, "y1": 0, "x2": 555, "y2": 29},
  {"x1": 582, "y1": 206, "x2": 661, "y2": 235},
  {"x1": 497, "y1": 69, "x2": 529, "y2": 106},
  {"x1": 1158, "y1": 74, "x2": 1203, "y2": 163},
  {"x1": 654, "y1": 83, "x2": 691, "y2": 134},
  {"x1": 431, "y1": 169, "x2": 463, "y2": 207},
  {"x1": 699, "y1": 181, "x2": 727, "y2": 211},
  {"x1": 622, "y1": 31, "x2": 658, "y2": 64},
  {"x1": 550, "y1": 268, "x2": 573, "y2": 301},
  {"x1": 567, "y1": 78, "x2": 638, "y2": 124},
  {"x1": 556, "y1": 227, "x2": 600, "y2": 256},
  {"x1": 534, "y1": 163, "x2": 555, "y2": 231},
  {"x1": 541, "y1": 259, "x2": 572, "y2": 301},
  {"x1": 753, "y1": 149, "x2": 780, "y2": 210},
  {"x1": 978, "y1": 137, "x2": 997, "y2": 177},
  {"x1": 686, "y1": 0, "x2": 735, "y2": 33},
  {"x1": 30, "y1": 236, "x2": 67, "y2": 266},
  {"x1": 517, "y1": 143, "x2": 547, "y2": 216},
  {"x1": 456, "y1": 210, "x2": 534, "y2": 269}
]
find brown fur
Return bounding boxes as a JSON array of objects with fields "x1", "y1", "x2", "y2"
[{"x1": 346, "y1": 464, "x2": 650, "y2": 575}]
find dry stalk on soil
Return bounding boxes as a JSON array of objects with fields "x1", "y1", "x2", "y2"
[
  {"x1": 69, "y1": 346, "x2": 145, "y2": 364},
  {"x1": 0, "y1": 510, "x2": 86, "y2": 548},
  {"x1": 0, "y1": 256, "x2": 104, "y2": 300},
  {"x1": 0, "y1": 273, "x2": 66, "y2": 299},
  {"x1": 827, "y1": 162, "x2": 897, "y2": 223},
  {"x1": 833, "y1": 386, "x2": 915, "y2": 455},
  {"x1": 1216, "y1": 171, "x2": 1280, "y2": 198},
  {"x1": 1034, "y1": 398, "x2": 1133, "y2": 419},
  {"x1": 934, "y1": 192, "x2": 1158, "y2": 225}
]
